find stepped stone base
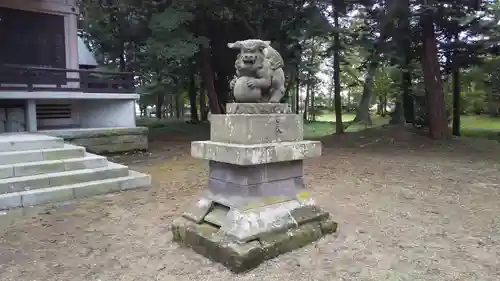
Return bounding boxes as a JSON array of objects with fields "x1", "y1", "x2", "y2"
[
  {"x1": 173, "y1": 103, "x2": 337, "y2": 272},
  {"x1": 172, "y1": 213, "x2": 337, "y2": 273}
]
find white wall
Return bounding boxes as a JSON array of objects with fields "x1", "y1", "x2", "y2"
[
  {"x1": 78, "y1": 99, "x2": 136, "y2": 128},
  {"x1": 0, "y1": 107, "x2": 26, "y2": 132}
]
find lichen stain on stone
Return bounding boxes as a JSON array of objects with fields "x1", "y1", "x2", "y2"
[
  {"x1": 296, "y1": 191, "x2": 310, "y2": 201},
  {"x1": 235, "y1": 150, "x2": 241, "y2": 163},
  {"x1": 225, "y1": 117, "x2": 236, "y2": 139},
  {"x1": 250, "y1": 148, "x2": 266, "y2": 164},
  {"x1": 291, "y1": 144, "x2": 306, "y2": 159},
  {"x1": 226, "y1": 201, "x2": 301, "y2": 239},
  {"x1": 301, "y1": 198, "x2": 316, "y2": 206}
]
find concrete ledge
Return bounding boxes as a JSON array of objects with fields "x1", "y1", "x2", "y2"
[
  {"x1": 0, "y1": 162, "x2": 129, "y2": 194},
  {"x1": 0, "y1": 91, "x2": 140, "y2": 100},
  {"x1": 39, "y1": 127, "x2": 148, "y2": 138},
  {"x1": 0, "y1": 154, "x2": 107, "y2": 179},
  {"x1": 0, "y1": 134, "x2": 64, "y2": 152},
  {"x1": 172, "y1": 215, "x2": 337, "y2": 273},
  {"x1": 191, "y1": 141, "x2": 322, "y2": 165},
  {"x1": 0, "y1": 144, "x2": 86, "y2": 165},
  {"x1": 40, "y1": 127, "x2": 149, "y2": 154}
]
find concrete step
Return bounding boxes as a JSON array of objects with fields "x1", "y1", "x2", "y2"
[
  {"x1": 0, "y1": 144, "x2": 86, "y2": 165},
  {"x1": 0, "y1": 170, "x2": 151, "y2": 209},
  {"x1": 0, "y1": 162, "x2": 129, "y2": 195},
  {"x1": 0, "y1": 134, "x2": 64, "y2": 152},
  {"x1": 0, "y1": 154, "x2": 108, "y2": 179}
]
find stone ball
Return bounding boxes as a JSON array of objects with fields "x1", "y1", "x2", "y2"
[{"x1": 233, "y1": 77, "x2": 262, "y2": 103}]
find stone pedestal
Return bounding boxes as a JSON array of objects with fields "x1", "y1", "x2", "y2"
[{"x1": 172, "y1": 103, "x2": 337, "y2": 273}]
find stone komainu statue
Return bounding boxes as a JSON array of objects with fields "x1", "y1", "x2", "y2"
[{"x1": 228, "y1": 39, "x2": 285, "y2": 103}]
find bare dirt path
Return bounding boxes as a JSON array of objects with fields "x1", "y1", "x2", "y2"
[{"x1": 0, "y1": 127, "x2": 499, "y2": 281}]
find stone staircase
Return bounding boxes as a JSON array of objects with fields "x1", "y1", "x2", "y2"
[{"x1": 0, "y1": 134, "x2": 151, "y2": 210}]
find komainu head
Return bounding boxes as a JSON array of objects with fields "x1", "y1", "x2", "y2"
[{"x1": 227, "y1": 39, "x2": 271, "y2": 75}]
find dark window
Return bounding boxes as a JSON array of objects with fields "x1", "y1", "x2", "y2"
[{"x1": 0, "y1": 7, "x2": 66, "y2": 68}]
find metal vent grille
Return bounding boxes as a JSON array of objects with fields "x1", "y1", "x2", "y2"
[{"x1": 36, "y1": 104, "x2": 72, "y2": 120}]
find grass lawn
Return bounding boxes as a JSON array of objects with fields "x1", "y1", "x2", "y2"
[
  {"x1": 460, "y1": 115, "x2": 500, "y2": 141},
  {"x1": 306, "y1": 111, "x2": 390, "y2": 138},
  {"x1": 137, "y1": 113, "x2": 500, "y2": 141}
]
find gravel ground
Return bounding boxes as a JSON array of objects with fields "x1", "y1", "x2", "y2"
[{"x1": 0, "y1": 127, "x2": 499, "y2": 281}]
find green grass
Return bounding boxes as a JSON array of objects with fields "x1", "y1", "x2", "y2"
[
  {"x1": 460, "y1": 115, "x2": 500, "y2": 130},
  {"x1": 315, "y1": 112, "x2": 356, "y2": 122},
  {"x1": 459, "y1": 115, "x2": 500, "y2": 141},
  {"x1": 307, "y1": 110, "x2": 390, "y2": 138},
  {"x1": 137, "y1": 114, "x2": 500, "y2": 141}
]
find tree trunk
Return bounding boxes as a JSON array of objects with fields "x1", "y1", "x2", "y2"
[
  {"x1": 353, "y1": 61, "x2": 377, "y2": 124},
  {"x1": 399, "y1": 0, "x2": 414, "y2": 123},
  {"x1": 284, "y1": 78, "x2": 295, "y2": 104},
  {"x1": 383, "y1": 96, "x2": 388, "y2": 116},
  {"x1": 165, "y1": 95, "x2": 173, "y2": 118},
  {"x1": 353, "y1": 0, "x2": 398, "y2": 125},
  {"x1": 140, "y1": 105, "x2": 147, "y2": 117},
  {"x1": 310, "y1": 86, "x2": 316, "y2": 121},
  {"x1": 389, "y1": 96, "x2": 405, "y2": 124},
  {"x1": 377, "y1": 96, "x2": 383, "y2": 115},
  {"x1": 119, "y1": 43, "x2": 126, "y2": 72},
  {"x1": 175, "y1": 93, "x2": 181, "y2": 120},
  {"x1": 402, "y1": 68, "x2": 414, "y2": 122},
  {"x1": 290, "y1": 78, "x2": 297, "y2": 111},
  {"x1": 199, "y1": 81, "x2": 207, "y2": 121},
  {"x1": 420, "y1": 10, "x2": 449, "y2": 139},
  {"x1": 188, "y1": 71, "x2": 199, "y2": 123},
  {"x1": 333, "y1": 6, "x2": 343, "y2": 134},
  {"x1": 303, "y1": 82, "x2": 310, "y2": 120},
  {"x1": 295, "y1": 65, "x2": 300, "y2": 114},
  {"x1": 452, "y1": 67, "x2": 460, "y2": 135},
  {"x1": 213, "y1": 73, "x2": 229, "y2": 113},
  {"x1": 347, "y1": 91, "x2": 351, "y2": 111},
  {"x1": 305, "y1": 37, "x2": 315, "y2": 121},
  {"x1": 199, "y1": 46, "x2": 222, "y2": 115},
  {"x1": 328, "y1": 76, "x2": 334, "y2": 111},
  {"x1": 452, "y1": 47, "x2": 461, "y2": 136},
  {"x1": 155, "y1": 92, "x2": 163, "y2": 120}
]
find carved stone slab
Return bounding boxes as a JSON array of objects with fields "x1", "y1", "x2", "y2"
[
  {"x1": 210, "y1": 114, "x2": 303, "y2": 144},
  {"x1": 226, "y1": 103, "x2": 291, "y2": 114},
  {"x1": 191, "y1": 140, "x2": 322, "y2": 165}
]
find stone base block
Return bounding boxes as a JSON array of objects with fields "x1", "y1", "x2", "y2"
[
  {"x1": 209, "y1": 160, "x2": 303, "y2": 185},
  {"x1": 182, "y1": 196, "x2": 330, "y2": 238},
  {"x1": 210, "y1": 114, "x2": 303, "y2": 144},
  {"x1": 172, "y1": 215, "x2": 337, "y2": 273},
  {"x1": 205, "y1": 160, "x2": 306, "y2": 210},
  {"x1": 191, "y1": 141, "x2": 322, "y2": 165},
  {"x1": 226, "y1": 103, "x2": 291, "y2": 114}
]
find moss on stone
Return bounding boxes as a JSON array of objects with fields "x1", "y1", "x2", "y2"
[
  {"x1": 224, "y1": 241, "x2": 264, "y2": 272},
  {"x1": 260, "y1": 222, "x2": 322, "y2": 259},
  {"x1": 290, "y1": 205, "x2": 330, "y2": 226},
  {"x1": 171, "y1": 217, "x2": 190, "y2": 242},
  {"x1": 320, "y1": 219, "x2": 338, "y2": 234},
  {"x1": 171, "y1": 213, "x2": 337, "y2": 273}
]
